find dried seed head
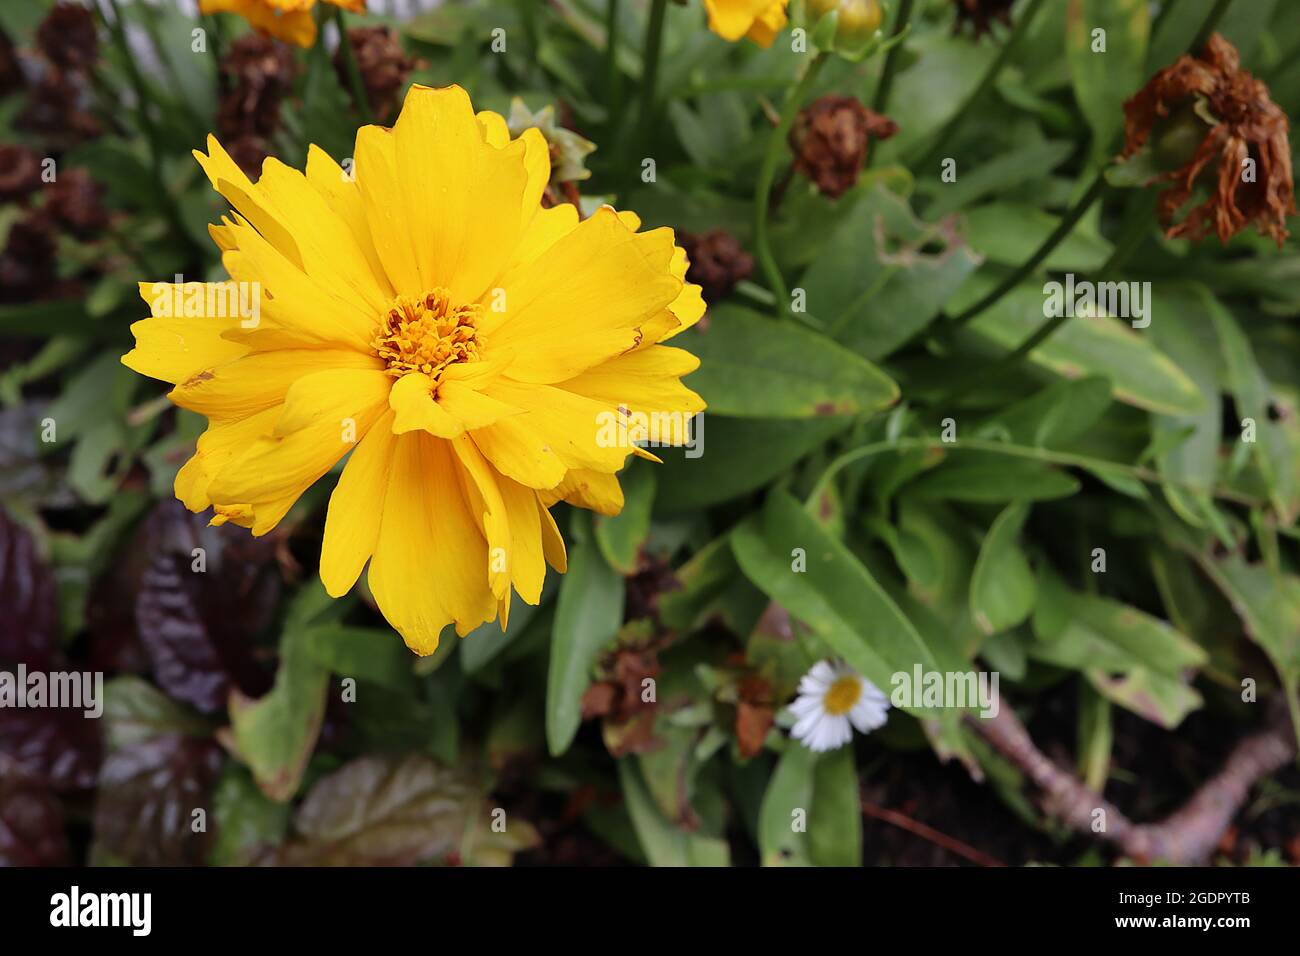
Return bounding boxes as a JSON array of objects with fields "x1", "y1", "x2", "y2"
[
  {"x1": 335, "y1": 26, "x2": 420, "y2": 125},
  {"x1": 789, "y1": 95, "x2": 898, "y2": 199},
  {"x1": 952, "y1": 0, "x2": 1016, "y2": 38},
  {"x1": 36, "y1": 2, "x2": 99, "y2": 72},
  {"x1": 678, "y1": 229, "x2": 754, "y2": 304},
  {"x1": 1121, "y1": 33, "x2": 1296, "y2": 246}
]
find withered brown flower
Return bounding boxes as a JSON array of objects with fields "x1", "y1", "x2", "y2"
[
  {"x1": 35, "y1": 2, "x2": 99, "y2": 73},
  {"x1": 16, "y1": 67, "x2": 101, "y2": 145},
  {"x1": 679, "y1": 229, "x2": 754, "y2": 304},
  {"x1": 790, "y1": 95, "x2": 897, "y2": 200},
  {"x1": 335, "y1": 26, "x2": 419, "y2": 125},
  {"x1": 217, "y1": 34, "x2": 297, "y2": 176},
  {"x1": 0, "y1": 143, "x2": 43, "y2": 203},
  {"x1": 1122, "y1": 33, "x2": 1295, "y2": 246},
  {"x1": 952, "y1": 0, "x2": 1014, "y2": 39},
  {"x1": 44, "y1": 167, "x2": 108, "y2": 238},
  {"x1": 0, "y1": 214, "x2": 58, "y2": 304}
]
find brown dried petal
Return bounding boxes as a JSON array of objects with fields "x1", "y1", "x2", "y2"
[{"x1": 790, "y1": 95, "x2": 897, "y2": 200}]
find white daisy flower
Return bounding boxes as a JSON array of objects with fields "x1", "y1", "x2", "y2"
[{"x1": 788, "y1": 660, "x2": 889, "y2": 752}]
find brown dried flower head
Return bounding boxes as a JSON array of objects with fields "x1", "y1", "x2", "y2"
[
  {"x1": 1122, "y1": 33, "x2": 1295, "y2": 246},
  {"x1": 0, "y1": 143, "x2": 43, "y2": 203},
  {"x1": 217, "y1": 34, "x2": 298, "y2": 176},
  {"x1": 679, "y1": 229, "x2": 754, "y2": 304},
  {"x1": 335, "y1": 26, "x2": 420, "y2": 126},
  {"x1": 44, "y1": 167, "x2": 109, "y2": 239},
  {"x1": 790, "y1": 95, "x2": 897, "y2": 200},
  {"x1": 36, "y1": 2, "x2": 100, "y2": 73},
  {"x1": 952, "y1": 0, "x2": 1015, "y2": 39}
]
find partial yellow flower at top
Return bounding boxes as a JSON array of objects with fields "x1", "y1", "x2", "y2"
[
  {"x1": 199, "y1": 0, "x2": 365, "y2": 49},
  {"x1": 121, "y1": 84, "x2": 706, "y2": 656},
  {"x1": 703, "y1": 0, "x2": 789, "y2": 48}
]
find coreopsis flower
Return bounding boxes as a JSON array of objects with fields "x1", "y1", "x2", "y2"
[
  {"x1": 788, "y1": 660, "x2": 888, "y2": 752},
  {"x1": 1121, "y1": 33, "x2": 1295, "y2": 246},
  {"x1": 952, "y1": 0, "x2": 1014, "y2": 38},
  {"x1": 703, "y1": 0, "x2": 789, "y2": 48},
  {"x1": 200, "y1": 0, "x2": 365, "y2": 49},
  {"x1": 121, "y1": 84, "x2": 706, "y2": 655},
  {"x1": 790, "y1": 95, "x2": 897, "y2": 199}
]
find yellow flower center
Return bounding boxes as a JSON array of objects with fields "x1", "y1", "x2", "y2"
[
  {"x1": 372, "y1": 289, "x2": 482, "y2": 381},
  {"x1": 823, "y1": 675, "x2": 863, "y2": 716}
]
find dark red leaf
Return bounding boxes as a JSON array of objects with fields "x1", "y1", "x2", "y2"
[{"x1": 0, "y1": 755, "x2": 71, "y2": 865}]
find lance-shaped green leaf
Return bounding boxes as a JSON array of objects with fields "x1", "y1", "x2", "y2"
[
  {"x1": 970, "y1": 502, "x2": 1037, "y2": 635},
  {"x1": 731, "y1": 490, "x2": 959, "y2": 721},
  {"x1": 593, "y1": 462, "x2": 655, "y2": 574},
  {"x1": 546, "y1": 514, "x2": 625, "y2": 756},
  {"x1": 953, "y1": 279, "x2": 1203, "y2": 415},
  {"x1": 679, "y1": 305, "x2": 898, "y2": 418},
  {"x1": 1066, "y1": 0, "x2": 1150, "y2": 160},
  {"x1": 618, "y1": 760, "x2": 729, "y2": 867}
]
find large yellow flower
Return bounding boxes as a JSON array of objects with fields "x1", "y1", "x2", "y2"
[
  {"x1": 199, "y1": 0, "x2": 365, "y2": 48},
  {"x1": 703, "y1": 0, "x2": 789, "y2": 47},
  {"x1": 122, "y1": 84, "x2": 706, "y2": 655}
]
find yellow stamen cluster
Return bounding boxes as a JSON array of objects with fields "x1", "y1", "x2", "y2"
[
  {"x1": 373, "y1": 289, "x2": 482, "y2": 381},
  {"x1": 824, "y1": 675, "x2": 863, "y2": 716}
]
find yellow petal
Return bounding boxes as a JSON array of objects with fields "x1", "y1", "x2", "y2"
[
  {"x1": 368, "y1": 433, "x2": 496, "y2": 654},
  {"x1": 170, "y1": 348, "x2": 382, "y2": 422},
  {"x1": 389, "y1": 371, "x2": 464, "y2": 438},
  {"x1": 540, "y1": 468, "x2": 625, "y2": 517},
  {"x1": 487, "y1": 208, "x2": 681, "y2": 383},
  {"x1": 305, "y1": 145, "x2": 395, "y2": 301},
  {"x1": 206, "y1": 368, "x2": 391, "y2": 534},
  {"x1": 353, "y1": 124, "x2": 423, "y2": 295},
  {"x1": 320, "y1": 409, "x2": 398, "y2": 597},
  {"x1": 175, "y1": 405, "x2": 281, "y2": 512},
  {"x1": 391, "y1": 85, "x2": 529, "y2": 302},
  {"x1": 483, "y1": 378, "x2": 631, "y2": 475}
]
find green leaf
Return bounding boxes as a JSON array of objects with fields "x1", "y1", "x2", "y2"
[
  {"x1": 618, "y1": 759, "x2": 729, "y2": 866},
  {"x1": 460, "y1": 590, "x2": 548, "y2": 674},
  {"x1": 546, "y1": 514, "x2": 625, "y2": 756},
  {"x1": 975, "y1": 376, "x2": 1114, "y2": 449},
  {"x1": 222, "y1": 585, "x2": 337, "y2": 802},
  {"x1": 593, "y1": 462, "x2": 655, "y2": 574},
  {"x1": 1197, "y1": 554, "x2": 1300, "y2": 741},
  {"x1": 970, "y1": 502, "x2": 1037, "y2": 635},
  {"x1": 731, "y1": 490, "x2": 957, "y2": 719},
  {"x1": 955, "y1": 279, "x2": 1203, "y2": 415},
  {"x1": 962, "y1": 203, "x2": 1113, "y2": 272},
  {"x1": 920, "y1": 141, "x2": 1076, "y2": 218},
  {"x1": 209, "y1": 764, "x2": 289, "y2": 867},
  {"x1": 1207, "y1": 291, "x2": 1299, "y2": 524},
  {"x1": 757, "y1": 744, "x2": 815, "y2": 866},
  {"x1": 299, "y1": 625, "x2": 415, "y2": 692},
  {"x1": 809, "y1": 746, "x2": 861, "y2": 866},
  {"x1": 1030, "y1": 579, "x2": 1207, "y2": 727},
  {"x1": 678, "y1": 305, "x2": 898, "y2": 418},
  {"x1": 102, "y1": 676, "x2": 211, "y2": 752},
  {"x1": 908, "y1": 452, "x2": 1081, "y2": 502},
  {"x1": 1066, "y1": 0, "x2": 1150, "y2": 159},
  {"x1": 798, "y1": 184, "x2": 982, "y2": 358},
  {"x1": 654, "y1": 415, "x2": 853, "y2": 513}
]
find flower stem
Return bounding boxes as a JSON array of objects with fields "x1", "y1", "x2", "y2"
[
  {"x1": 605, "y1": 0, "x2": 622, "y2": 122},
  {"x1": 949, "y1": 168, "x2": 1108, "y2": 328},
  {"x1": 915, "y1": 0, "x2": 1048, "y2": 171},
  {"x1": 754, "y1": 51, "x2": 829, "y2": 318},
  {"x1": 871, "y1": 0, "x2": 913, "y2": 114},
  {"x1": 636, "y1": 0, "x2": 669, "y2": 151},
  {"x1": 333, "y1": 7, "x2": 372, "y2": 123},
  {"x1": 1191, "y1": 0, "x2": 1234, "y2": 52}
]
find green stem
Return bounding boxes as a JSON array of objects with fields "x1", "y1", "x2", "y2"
[
  {"x1": 333, "y1": 7, "x2": 372, "y2": 122},
  {"x1": 871, "y1": 0, "x2": 913, "y2": 114},
  {"x1": 949, "y1": 168, "x2": 1108, "y2": 327},
  {"x1": 1191, "y1": 0, "x2": 1234, "y2": 52},
  {"x1": 636, "y1": 0, "x2": 669, "y2": 150},
  {"x1": 754, "y1": 51, "x2": 829, "y2": 318},
  {"x1": 605, "y1": 0, "x2": 622, "y2": 121},
  {"x1": 915, "y1": 0, "x2": 1048, "y2": 170}
]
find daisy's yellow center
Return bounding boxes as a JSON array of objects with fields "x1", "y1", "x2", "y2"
[
  {"x1": 372, "y1": 289, "x2": 482, "y2": 380},
  {"x1": 823, "y1": 675, "x2": 863, "y2": 716}
]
